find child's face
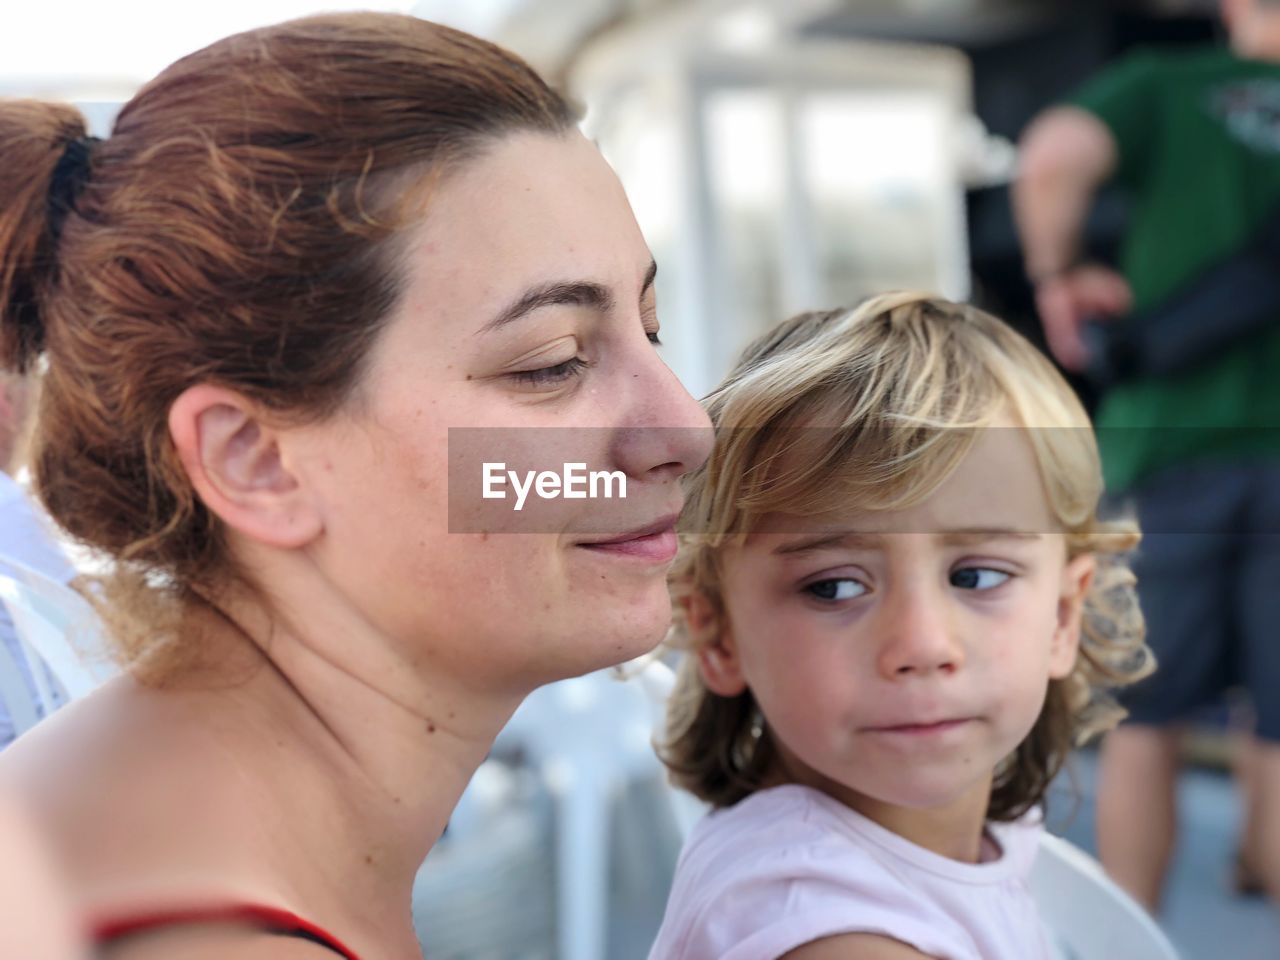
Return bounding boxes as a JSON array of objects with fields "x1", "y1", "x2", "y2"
[{"x1": 696, "y1": 421, "x2": 1095, "y2": 818}]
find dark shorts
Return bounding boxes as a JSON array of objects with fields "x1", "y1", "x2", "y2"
[{"x1": 1110, "y1": 461, "x2": 1280, "y2": 742}]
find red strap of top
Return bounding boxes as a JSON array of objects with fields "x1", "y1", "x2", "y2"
[{"x1": 92, "y1": 903, "x2": 361, "y2": 959}]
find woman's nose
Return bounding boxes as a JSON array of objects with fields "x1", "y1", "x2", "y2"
[{"x1": 611, "y1": 347, "x2": 712, "y2": 483}]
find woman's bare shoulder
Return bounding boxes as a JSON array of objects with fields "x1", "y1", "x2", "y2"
[
  {"x1": 780, "y1": 933, "x2": 937, "y2": 960},
  {"x1": 0, "y1": 678, "x2": 261, "y2": 899},
  {"x1": 1, "y1": 677, "x2": 202, "y2": 811}
]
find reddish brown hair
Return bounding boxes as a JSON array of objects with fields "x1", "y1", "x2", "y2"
[{"x1": 0, "y1": 14, "x2": 575, "y2": 663}]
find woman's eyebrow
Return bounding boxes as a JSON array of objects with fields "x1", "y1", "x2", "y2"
[
  {"x1": 481, "y1": 260, "x2": 656, "y2": 336},
  {"x1": 482, "y1": 280, "x2": 614, "y2": 334}
]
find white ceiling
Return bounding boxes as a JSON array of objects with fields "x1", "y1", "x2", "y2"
[{"x1": 0, "y1": 0, "x2": 417, "y2": 89}]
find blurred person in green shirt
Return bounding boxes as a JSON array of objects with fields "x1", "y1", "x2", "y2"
[{"x1": 1015, "y1": 0, "x2": 1280, "y2": 913}]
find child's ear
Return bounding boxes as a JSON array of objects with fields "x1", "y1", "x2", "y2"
[
  {"x1": 685, "y1": 591, "x2": 747, "y2": 697},
  {"x1": 168, "y1": 384, "x2": 324, "y2": 550},
  {"x1": 1049, "y1": 552, "x2": 1096, "y2": 679}
]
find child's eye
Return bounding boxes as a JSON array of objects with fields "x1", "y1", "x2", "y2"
[
  {"x1": 805, "y1": 578, "x2": 867, "y2": 602},
  {"x1": 510, "y1": 357, "x2": 588, "y2": 386},
  {"x1": 950, "y1": 567, "x2": 1010, "y2": 591},
  {"x1": 647, "y1": 330, "x2": 663, "y2": 346}
]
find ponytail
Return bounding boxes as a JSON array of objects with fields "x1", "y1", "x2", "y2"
[{"x1": 0, "y1": 100, "x2": 91, "y2": 373}]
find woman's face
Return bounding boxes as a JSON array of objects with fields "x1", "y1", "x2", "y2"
[{"x1": 297, "y1": 131, "x2": 712, "y2": 689}]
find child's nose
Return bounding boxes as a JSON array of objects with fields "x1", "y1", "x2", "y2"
[{"x1": 875, "y1": 585, "x2": 965, "y2": 679}]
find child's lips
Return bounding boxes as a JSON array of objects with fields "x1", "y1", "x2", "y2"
[{"x1": 866, "y1": 717, "x2": 975, "y2": 736}]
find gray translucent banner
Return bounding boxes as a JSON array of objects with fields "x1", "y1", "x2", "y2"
[{"x1": 447, "y1": 426, "x2": 1280, "y2": 536}]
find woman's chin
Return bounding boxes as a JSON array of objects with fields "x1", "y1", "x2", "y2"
[{"x1": 547, "y1": 600, "x2": 671, "y2": 682}]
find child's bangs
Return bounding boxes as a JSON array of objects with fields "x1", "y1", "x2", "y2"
[
  {"x1": 732, "y1": 424, "x2": 973, "y2": 526},
  {"x1": 731, "y1": 398, "x2": 1001, "y2": 533},
  {"x1": 688, "y1": 292, "x2": 1092, "y2": 542}
]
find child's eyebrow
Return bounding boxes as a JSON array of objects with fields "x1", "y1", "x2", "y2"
[
  {"x1": 938, "y1": 528, "x2": 1043, "y2": 546},
  {"x1": 771, "y1": 528, "x2": 1042, "y2": 556},
  {"x1": 772, "y1": 532, "x2": 884, "y2": 556}
]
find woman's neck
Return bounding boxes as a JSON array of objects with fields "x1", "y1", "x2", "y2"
[{"x1": 185, "y1": 570, "x2": 528, "y2": 951}]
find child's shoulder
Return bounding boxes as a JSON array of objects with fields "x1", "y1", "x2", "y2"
[
  {"x1": 672, "y1": 784, "x2": 905, "y2": 900},
  {"x1": 655, "y1": 786, "x2": 966, "y2": 959},
  {"x1": 684, "y1": 784, "x2": 869, "y2": 863},
  {"x1": 687, "y1": 784, "x2": 1042, "y2": 880},
  {"x1": 652, "y1": 786, "x2": 1051, "y2": 960}
]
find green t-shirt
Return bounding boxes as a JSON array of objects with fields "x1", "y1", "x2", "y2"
[{"x1": 1071, "y1": 47, "x2": 1280, "y2": 491}]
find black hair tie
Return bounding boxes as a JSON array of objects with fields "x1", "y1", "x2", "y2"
[{"x1": 46, "y1": 134, "x2": 101, "y2": 249}]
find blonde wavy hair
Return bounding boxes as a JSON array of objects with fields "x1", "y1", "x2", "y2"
[{"x1": 659, "y1": 292, "x2": 1153, "y2": 821}]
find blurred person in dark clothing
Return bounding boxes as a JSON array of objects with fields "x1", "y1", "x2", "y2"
[{"x1": 1014, "y1": 0, "x2": 1280, "y2": 911}]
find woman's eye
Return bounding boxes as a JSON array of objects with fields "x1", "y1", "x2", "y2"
[
  {"x1": 647, "y1": 331, "x2": 663, "y2": 346},
  {"x1": 950, "y1": 567, "x2": 1010, "y2": 591},
  {"x1": 805, "y1": 578, "x2": 866, "y2": 602},
  {"x1": 510, "y1": 357, "x2": 588, "y2": 386}
]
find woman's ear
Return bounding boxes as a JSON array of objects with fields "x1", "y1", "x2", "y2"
[
  {"x1": 685, "y1": 591, "x2": 747, "y2": 696},
  {"x1": 168, "y1": 384, "x2": 323, "y2": 549},
  {"x1": 1050, "y1": 552, "x2": 1096, "y2": 679}
]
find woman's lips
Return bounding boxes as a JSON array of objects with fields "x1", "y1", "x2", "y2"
[{"x1": 576, "y1": 516, "x2": 680, "y2": 563}]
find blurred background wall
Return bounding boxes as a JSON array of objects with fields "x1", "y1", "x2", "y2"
[
  {"x1": 417, "y1": 0, "x2": 1222, "y2": 401},
  {"x1": 4, "y1": 0, "x2": 1222, "y2": 400}
]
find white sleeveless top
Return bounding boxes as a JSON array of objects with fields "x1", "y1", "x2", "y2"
[{"x1": 648, "y1": 784, "x2": 1054, "y2": 960}]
